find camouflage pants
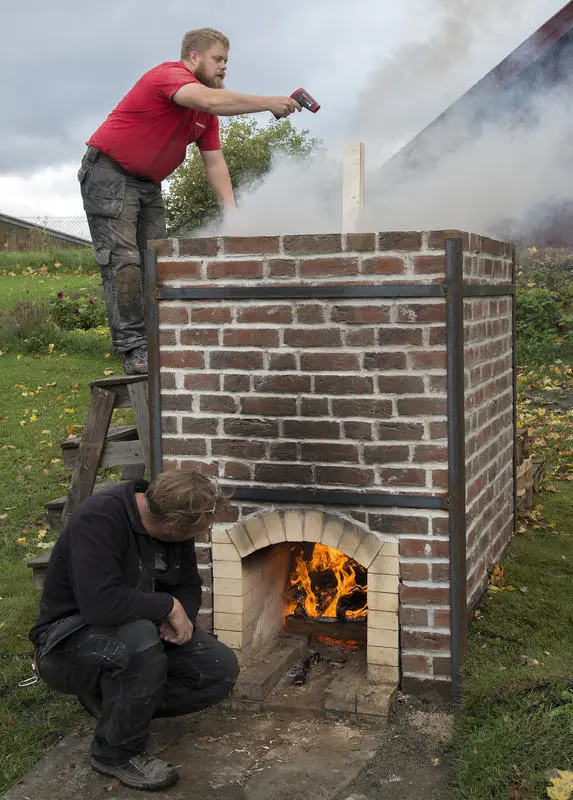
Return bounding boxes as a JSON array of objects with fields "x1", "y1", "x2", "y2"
[{"x1": 78, "y1": 147, "x2": 166, "y2": 354}]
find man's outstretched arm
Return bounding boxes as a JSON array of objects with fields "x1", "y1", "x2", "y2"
[
  {"x1": 173, "y1": 83, "x2": 300, "y2": 118},
  {"x1": 201, "y1": 149, "x2": 236, "y2": 208}
]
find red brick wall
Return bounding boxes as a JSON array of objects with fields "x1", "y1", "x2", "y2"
[
  {"x1": 463, "y1": 236, "x2": 515, "y2": 607},
  {"x1": 150, "y1": 229, "x2": 514, "y2": 689}
]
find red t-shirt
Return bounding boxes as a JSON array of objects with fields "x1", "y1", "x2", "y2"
[{"x1": 88, "y1": 62, "x2": 221, "y2": 183}]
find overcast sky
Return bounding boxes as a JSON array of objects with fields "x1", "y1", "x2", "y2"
[{"x1": 0, "y1": 0, "x2": 565, "y2": 220}]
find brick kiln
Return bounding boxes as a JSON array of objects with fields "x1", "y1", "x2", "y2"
[{"x1": 145, "y1": 230, "x2": 515, "y2": 707}]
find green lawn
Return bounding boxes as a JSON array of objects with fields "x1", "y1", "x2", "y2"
[{"x1": 0, "y1": 272, "x2": 101, "y2": 312}]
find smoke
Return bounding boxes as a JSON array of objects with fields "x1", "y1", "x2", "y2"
[{"x1": 211, "y1": 0, "x2": 569, "y2": 243}]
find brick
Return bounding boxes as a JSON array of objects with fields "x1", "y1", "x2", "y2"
[
  {"x1": 240, "y1": 396, "x2": 297, "y2": 416},
  {"x1": 400, "y1": 607, "x2": 429, "y2": 627},
  {"x1": 159, "y1": 306, "x2": 188, "y2": 324},
  {"x1": 211, "y1": 440, "x2": 266, "y2": 459},
  {"x1": 361, "y1": 256, "x2": 406, "y2": 274},
  {"x1": 222, "y1": 329, "x2": 280, "y2": 347},
  {"x1": 433, "y1": 656, "x2": 452, "y2": 676},
  {"x1": 158, "y1": 260, "x2": 202, "y2": 280},
  {"x1": 283, "y1": 234, "x2": 341, "y2": 254},
  {"x1": 224, "y1": 418, "x2": 279, "y2": 437},
  {"x1": 210, "y1": 351, "x2": 264, "y2": 370},
  {"x1": 162, "y1": 415, "x2": 178, "y2": 434},
  {"x1": 160, "y1": 372, "x2": 176, "y2": 390},
  {"x1": 267, "y1": 258, "x2": 297, "y2": 278},
  {"x1": 269, "y1": 442, "x2": 298, "y2": 460},
  {"x1": 182, "y1": 417, "x2": 218, "y2": 435},
  {"x1": 162, "y1": 394, "x2": 193, "y2": 412},
  {"x1": 369, "y1": 515, "x2": 428, "y2": 536},
  {"x1": 179, "y1": 237, "x2": 219, "y2": 256},
  {"x1": 223, "y1": 461, "x2": 251, "y2": 480},
  {"x1": 401, "y1": 654, "x2": 432, "y2": 674},
  {"x1": 413, "y1": 445, "x2": 447, "y2": 462},
  {"x1": 363, "y1": 352, "x2": 407, "y2": 370},
  {"x1": 160, "y1": 329, "x2": 176, "y2": 346},
  {"x1": 300, "y1": 442, "x2": 358, "y2": 462},
  {"x1": 296, "y1": 304, "x2": 326, "y2": 324},
  {"x1": 300, "y1": 352, "x2": 360, "y2": 371},
  {"x1": 315, "y1": 466, "x2": 375, "y2": 486},
  {"x1": 409, "y1": 351, "x2": 447, "y2": 370},
  {"x1": 180, "y1": 328, "x2": 219, "y2": 346},
  {"x1": 300, "y1": 256, "x2": 358, "y2": 277},
  {"x1": 377, "y1": 231, "x2": 423, "y2": 251},
  {"x1": 345, "y1": 328, "x2": 376, "y2": 346},
  {"x1": 345, "y1": 232, "x2": 376, "y2": 251},
  {"x1": 163, "y1": 437, "x2": 206, "y2": 456},
  {"x1": 237, "y1": 305, "x2": 293, "y2": 324},
  {"x1": 413, "y1": 255, "x2": 446, "y2": 274},
  {"x1": 315, "y1": 376, "x2": 374, "y2": 394},
  {"x1": 377, "y1": 422, "x2": 424, "y2": 441},
  {"x1": 402, "y1": 631, "x2": 450, "y2": 651},
  {"x1": 378, "y1": 328, "x2": 424, "y2": 346},
  {"x1": 400, "y1": 562, "x2": 430, "y2": 581},
  {"x1": 177, "y1": 460, "x2": 217, "y2": 477},
  {"x1": 222, "y1": 235, "x2": 280, "y2": 255},
  {"x1": 332, "y1": 305, "x2": 391, "y2": 324},
  {"x1": 254, "y1": 374, "x2": 311, "y2": 393},
  {"x1": 400, "y1": 586, "x2": 450, "y2": 605},
  {"x1": 379, "y1": 468, "x2": 426, "y2": 487},
  {"x1": 397, "y1": 397, "x2": 447, "y2": 416},
  {"x1": 284, "y1": 328, "x2": 342, "y2": 347},
  {"x1": 269, "y1": 352, "x2": 297, "y2": 371},
  {"x1": 432, "y1": 562, "x2": 450, "y2": 581},
  {"x1": 149, "y1": 238, "x2": 174, "y2": 257},
  {"x1": 427, "y1": 230, "x2": 469, "y2": 249},
  {"x1": 198, "y1": 394, "x2": 235, "y2": 414},
  {"x1": 432, "y1": 469, "x2": 448, "y2": 489},
  {"x1": 283, "y1": 420, "x2": 340, "y2": 439},
  {"x1": 428, "y1": 375, "x2": 447, "y2": 392},
  {"x1": 377, "y1": 375, "x2": 424, "y2": 393},
  {"x1": 255, "y1": 464, "x2": 313, "y2": 483},
  {"x1": 301, "y1": 397, "x2": 329, "y2": 416},
  {"x1": 160, "y1": 350, "x2": 205, "y2": 369},
  {"x1": 429, "y1": 421, "x2": 447, "y2": 439},
  {"x1": 397, "y1": 304, "x2": 445, "y2": 323},
  {"x1": 363, "y1": 445, "x2": 409, "y2": 464},
  {"x1": 206, "y1": 260, "x2": 263, "y2": 279},
  {"x1": 223, "y1": 375, "x2": 250, "y2": 392},
  {"x1": 191, "y1": 306, "x2": 232, "y2": 324},
  {"x1": 343, "y1": 421, "x2": 373, "y2": 440},
  {"x1": 433, "y1": 609, "x2": 451, "y2": 627},
  {"x1": 332, "y1": 398, "x2": 392, "y2": 417},
  {"x1": 429, "y1": 327, "x2": 446, "y2": 346}
]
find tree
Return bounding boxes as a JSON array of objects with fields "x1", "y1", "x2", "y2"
[{"x1": 164, "y1": 117, "x2": 320, "y2": 233}]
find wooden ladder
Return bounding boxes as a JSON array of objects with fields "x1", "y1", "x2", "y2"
[{"x1": 28, "y1": 374, "x2": 150, "y2": 589}]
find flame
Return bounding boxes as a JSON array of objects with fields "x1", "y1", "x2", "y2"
[{"x1": 286, "y1": 543, "x2": 367, "y2": 619}]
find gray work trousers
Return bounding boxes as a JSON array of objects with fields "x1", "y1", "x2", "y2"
[{"x1": 78, "y1": 147, "x2": 166, "y2": 354}]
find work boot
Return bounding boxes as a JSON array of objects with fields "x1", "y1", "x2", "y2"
[
  {"x1": 122, "y1": 345, "x2": 148, "y2": 375},
  {"x1": 90, "y1": 752, "x2": 179, "y2": 791}
]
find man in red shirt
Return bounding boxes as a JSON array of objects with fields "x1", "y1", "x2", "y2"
[{"x1": 80, "y1": 28, "x2": 300, "y2": 374}]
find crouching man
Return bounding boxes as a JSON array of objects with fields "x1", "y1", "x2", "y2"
[{"x1": 28, "y1": 471, "x2": 239, "y2": 792}]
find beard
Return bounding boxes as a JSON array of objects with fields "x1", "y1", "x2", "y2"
[{"x1": 194, "y1": 64, "x2": 225, "y2": 89}]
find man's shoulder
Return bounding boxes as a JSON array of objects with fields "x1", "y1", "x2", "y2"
[{"x1": 145, "y1": 61, "x2": 198, "y2": 83}]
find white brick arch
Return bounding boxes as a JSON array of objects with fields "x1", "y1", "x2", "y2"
[{"x1": 211, "y1": 508, "x2": 400, "y2": 683}]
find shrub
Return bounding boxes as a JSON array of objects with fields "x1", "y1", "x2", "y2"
[
  {"x1": 0, "y1": 301, "x2": 63, "y2": 354},
  {"x1": 49, "y1": 291, "x2": 108, "y2": 331}
]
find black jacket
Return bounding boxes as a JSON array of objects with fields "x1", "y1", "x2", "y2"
[{"x1": 29, "y1": 480, "x2": 202, "y2": 645}]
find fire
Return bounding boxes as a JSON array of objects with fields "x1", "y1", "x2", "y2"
[{"x1": 286, "y1": 543, "x2": 367, "y2": 620}]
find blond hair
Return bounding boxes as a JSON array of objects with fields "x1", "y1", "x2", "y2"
[
  {"x1": 146, "y1": 470, "x2": 227, "y2": 532},
  {"x1": 181, "y1": 28, "x2": 229, "y2": 60}
]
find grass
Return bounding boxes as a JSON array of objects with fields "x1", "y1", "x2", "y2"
[
  {"x1": 0, "y1": 247, "x2": 96, "y2": 274},
  {"x1": 0, "y1": 261, "x2": 131, "y2": 792},
  {"x1": 0, "y1": 272, "x2": 100, "y2": 312},
  {"x1": 449, "y1": 484, "x2": 573, "y2": 799}
]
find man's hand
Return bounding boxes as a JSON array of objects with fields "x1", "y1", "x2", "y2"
[
  {"x1": 160, "y1": 597, "x2": 194, "y2": 645},
  {"x1": 267, "y1": 96, "x2": 301, "y2": 118}
]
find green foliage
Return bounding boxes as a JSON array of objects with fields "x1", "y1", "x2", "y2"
[
  {"x1": 164, "y1": 116, "x2": 320, "y2": 233},
  {"x1": 515, "y1": 247, "x2": 573, "y2": 365},
  {"x1": 0, "y1": 248, "x2": 97, "y2": 275},
  {"x1": 49, "y1": 291, "x2": 107, "y2": 331},
  {"x1": 0, "y1": 302, "x2": 63, "y2": 354}
]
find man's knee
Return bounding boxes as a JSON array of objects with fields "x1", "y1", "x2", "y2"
[{"x1": 214, "y1": 640, "x2": 240, "y2": 686}]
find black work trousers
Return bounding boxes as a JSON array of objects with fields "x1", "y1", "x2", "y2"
[
  {"x1": 36, "y1": 619, "x2": 239, "y2": 763},
  {"x1": 78, "y1": 146, "x2": 166, "y2": 354}
]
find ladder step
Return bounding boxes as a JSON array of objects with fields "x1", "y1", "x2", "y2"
[
  {"x1": 44, "y1": 481, "x2": 130, "y2": 532},
  {"x1": 89, "y1": 374, "x2": 148, "y2": 409},
  {"x1": 61, "y1": 424, "x2": 137, "y2": 451}
]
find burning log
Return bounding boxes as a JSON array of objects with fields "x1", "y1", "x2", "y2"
[{"x1": 284, "y1": 614, "x2": 367, "y2": 644}]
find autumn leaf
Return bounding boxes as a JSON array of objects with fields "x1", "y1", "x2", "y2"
[
  {"x1": 547, "y1": 770, "x2": 573, "y2": 800},
  {"x1": 64, "y1": 408, "x2": 76, "y2": 414}
]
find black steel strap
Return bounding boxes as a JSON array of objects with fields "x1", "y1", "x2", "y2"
[{"x1": 225, "y1": 485, "x2": 448, "y2": 509}]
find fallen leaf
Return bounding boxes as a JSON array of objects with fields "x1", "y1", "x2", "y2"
[
  {"x1": 16, "y1": 537, "x2": 27, "y2": 545},
  {"x1": 547, "y1": 770, "x2": 573, "y2": 800},
  {"x1": 64, "y1": 408, "x2": 76, "y2": 414}
]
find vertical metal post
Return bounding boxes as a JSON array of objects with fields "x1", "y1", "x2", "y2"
[
  {"x1": 445, "y1": 237, "x2": 467, "y2": 701},
  {"x1": 144, "y1": 248, "x2": 163, "y2": 480},
  {"x1": 511, "y1": 246, "x2": 518, "y2": 532}
]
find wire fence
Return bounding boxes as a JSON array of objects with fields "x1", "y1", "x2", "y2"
[{"x1": 23, "y1": 216, "x2": 92, "y2": 242}]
